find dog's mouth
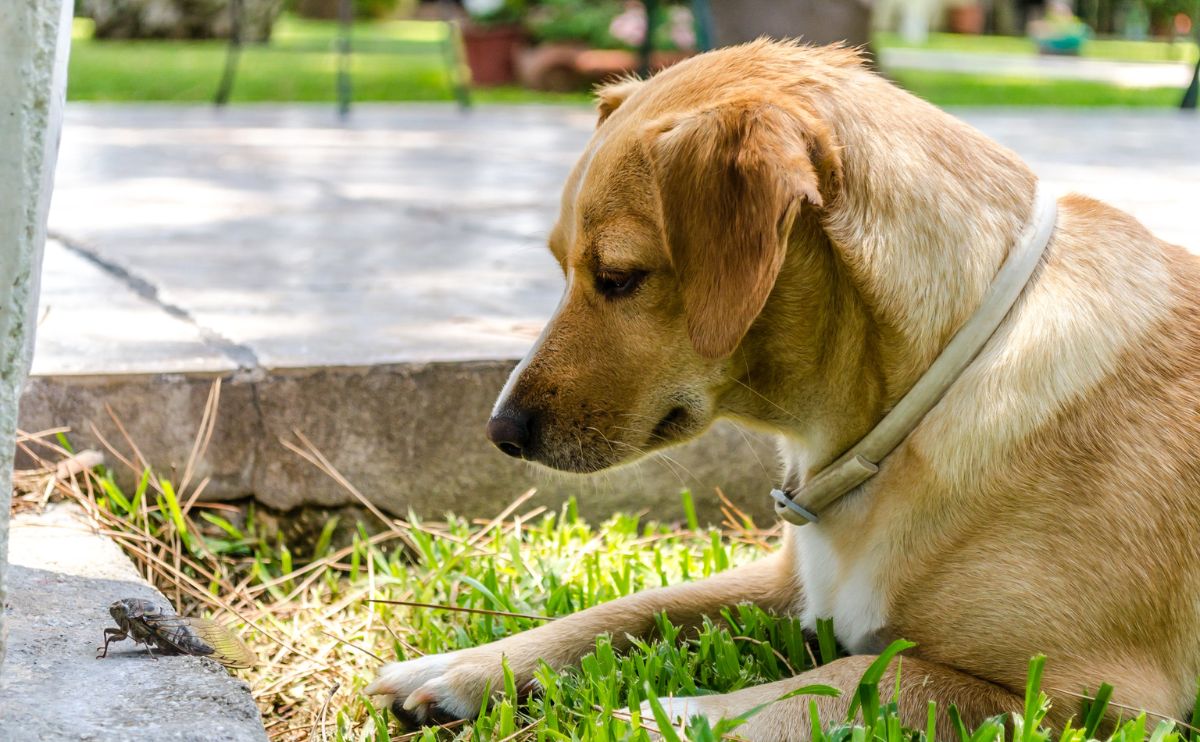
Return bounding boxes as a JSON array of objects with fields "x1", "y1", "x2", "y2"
[
  {"x1": 650, "y1": 405, "x2": 691, "y2": 444},
  {"x1": 522, "y1": 403, "x2": 703, "y2": 474}
]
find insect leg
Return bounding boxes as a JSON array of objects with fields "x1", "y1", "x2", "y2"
[{"x1": 97, "y1": 628, "x2": 127, "y2": 659}]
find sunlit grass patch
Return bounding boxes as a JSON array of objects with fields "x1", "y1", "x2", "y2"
[
  {"x1": 875, "y1": 31, "x2": 1199, "y2": 65},
  {"x1": 889, "y1": 69, "x2": 1185, "y2": 106}
]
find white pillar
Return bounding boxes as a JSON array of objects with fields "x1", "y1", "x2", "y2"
[
  {"x1": 0, "y1": 0, "x2": 74, "y2": 665},
  {"x1": 900, "y1": 0, "x2": 938, "y2": 44}
]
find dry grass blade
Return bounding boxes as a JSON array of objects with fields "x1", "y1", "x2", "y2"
[
  {"x1": 465, "y1": 488, "x2": 537, "y2": 547},
  {"x1": 280, "y1": 429, "x2": 417, "y2": 552},
  {"x1": 179, "y1": 378, "x2": 221, "y2": 507},
  {"x1": 393, "y1": 719, "x2": 468, "y2": 741},
  {"x1": 315, "y1": 629, "x2": 384, "y2": 663},
  {"x1": 312, "y1": 681, "x2": 340, "y2": 742},
  {"x1": 495, "y1": 718, "x2": 542, "y2": 742},
  {"x1": 365, "y1": 598, "x2": 554, "y2": 623},
  {"x1": 104, "y1": 402, "x2": 154, "y2": 476},
  {"x1": 16, "y1": 426, "x2": 71, "y2": 444},
  {"x1": 1046, "y1": 687, "x2": 1199, "y2": 731}
]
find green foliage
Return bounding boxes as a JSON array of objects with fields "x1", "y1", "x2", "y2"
[{"x1": 524, "y1": 0, "x2": 623, "y2": 47}]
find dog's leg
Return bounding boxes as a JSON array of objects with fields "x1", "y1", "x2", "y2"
[
  {"x1": 639, "y1": 654, "x2": 1023, "y2": 741},
  {"x1": 366, "y1": 550, "x2": 797, "y2": 723}
]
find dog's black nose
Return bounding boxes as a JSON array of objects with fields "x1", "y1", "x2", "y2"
[{"x1": 486, "y1": 412, "x2": 531, "y2": 458}]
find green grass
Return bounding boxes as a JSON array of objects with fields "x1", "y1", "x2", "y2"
[
  {"x1": 67, "y1": 16, "x2": 589, "y2": 104},
  {"x1": 876, "y1": 31, "x2": 1200, "y2": 64},
  {"x1": 890, "y1": 69, "x2": 1185, "y2": 106},
  {"x1": 15, "y1": 423, "x2": 1200, "y2": 742},
  {"x1": 66, "y1": 15, "x2": 1191, "y2": 106}
]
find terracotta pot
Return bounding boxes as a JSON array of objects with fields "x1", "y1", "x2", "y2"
[
  {"x1": 575, "y1": 48, "x2": 691, "y2": 77},
  {"x1": 517, "y1": 43, "x2": 693, "y2": 91},
  {"x1": 463, "y1": 24, "x2": 525, "y2": 86},
  {"x1": 516, "y1": 43, "x2": 589, "y2": 92},
  {"x1": 948, "y1": 4, "x2": 986, "y2": 34}
]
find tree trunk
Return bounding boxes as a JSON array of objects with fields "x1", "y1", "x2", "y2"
[{"x1": 708, "y1": 0, "x2": 872, "y2": 50}]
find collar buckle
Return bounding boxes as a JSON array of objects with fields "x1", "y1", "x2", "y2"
[{"x1": 771, "y1": 489, "x2": 820, "y2": 524}]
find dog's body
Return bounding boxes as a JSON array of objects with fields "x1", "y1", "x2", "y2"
[{"x1": 368, "y1": 41, "x2": 1200, "y2": 738}]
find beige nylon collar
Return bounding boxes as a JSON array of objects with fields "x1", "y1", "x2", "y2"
[{"x1": 772, "y1": 187, "x2": 1059, "y2": 526}]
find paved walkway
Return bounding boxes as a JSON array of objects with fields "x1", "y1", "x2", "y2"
[
  {"x1": 880, "y1": 47, "x2": 1197, "y2": 88},
  {"x1": 38, "y1": 104, "x2": 1199, "y2": 377}
]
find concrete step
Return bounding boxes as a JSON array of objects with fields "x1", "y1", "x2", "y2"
[
  {"x1": 18, "y1": 365, "x2": 779, "y2": 524},
  {"x1": 0, "y1": 504, "x2": 266, "y2": 742}
]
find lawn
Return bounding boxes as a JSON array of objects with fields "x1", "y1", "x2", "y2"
[
  {"x1": 876, "y1": 31, "x2": 1199, "y2": 64},
  {"x1": 14, "y1": 415, "x2": 1200, "y2": 741},
  {"x1": 67, "y1": 16, "x2": 1191, "y2": 107},
  {"x1": 888, "y1": 69, "x2": 1187, "y2": 106},
  {"x1": 67, "y1": 16, "x2": 591, "y2": 104}
]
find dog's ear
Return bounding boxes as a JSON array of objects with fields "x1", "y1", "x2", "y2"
[
  {"x1": 595, "y1": 77, "x2": 643, "y2": 127},
  {"x1": 645, "y1": 98, "x2": 834, "y2": 359}
]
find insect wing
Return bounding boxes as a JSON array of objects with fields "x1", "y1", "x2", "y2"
[{"x1": 142, "y1": 614, "x2": 257, "y2": 668}]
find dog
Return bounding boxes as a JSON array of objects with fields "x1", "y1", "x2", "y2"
[{"x1": 367, "y1": 40, "x2": 1200, "y2": 739}]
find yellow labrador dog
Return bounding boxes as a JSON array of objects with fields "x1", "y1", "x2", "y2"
[{"x1": 368, "y1": 40, "x2": 1200, "y2": 738}]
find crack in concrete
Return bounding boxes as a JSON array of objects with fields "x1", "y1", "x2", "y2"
[{"x1": 49, "y1": 232, "x2": 262, "y2": 371}]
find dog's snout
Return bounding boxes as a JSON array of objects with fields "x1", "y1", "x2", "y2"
[{"x1": 486, "y1": 412, "x2": 532, "y2": 459}]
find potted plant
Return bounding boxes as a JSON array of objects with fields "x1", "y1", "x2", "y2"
[
  {"x1": 518, "y1": 0, "x2": 697, "y2": 91},
  {"x1": 462, "y1": 0, "x2": 527, "y2": 85},
  {"x1": 1030, "y1": 0, "x2": 1091, "y2": 55}
]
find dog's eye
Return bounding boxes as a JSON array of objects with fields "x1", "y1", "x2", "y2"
[{"x1": 595, "y1": 269, "x2": 647, "y2": 299}]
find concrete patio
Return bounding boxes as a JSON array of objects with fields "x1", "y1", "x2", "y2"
[{"x1": 19, "y1": 103, "x2": 1200, "y2": 523}]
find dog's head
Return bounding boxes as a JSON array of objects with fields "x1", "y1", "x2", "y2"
[{"x1": 488, "y1": 51, "x2": 841, "y2": 472}]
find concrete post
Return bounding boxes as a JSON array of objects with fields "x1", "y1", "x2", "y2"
[
  {"x1": 708, "y1": 0, "x2": 872, "y2": 49},
  {"x1": 0, "y1": 0, "x2": 74, "y2": 666}
]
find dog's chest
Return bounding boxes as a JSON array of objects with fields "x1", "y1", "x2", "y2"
[{"x1": 790, "y1": 523, "x2": 890, "y2": 655}]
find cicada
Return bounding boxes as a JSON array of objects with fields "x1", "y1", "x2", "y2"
[{"x1": 96, "y1": 597, "x2": 257, "y2": 669}]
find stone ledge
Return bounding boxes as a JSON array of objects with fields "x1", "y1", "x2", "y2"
[
  {"x1": 17, "y1": 363, "x2": 781, "y2": 525},
  {"x1": 0, "y1": 503, "x2": 266, "y2": 742}
]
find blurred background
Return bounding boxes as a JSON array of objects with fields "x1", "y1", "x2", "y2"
[{"x1": 66, "y1": 0, "x2": 1200, "y2": 106}]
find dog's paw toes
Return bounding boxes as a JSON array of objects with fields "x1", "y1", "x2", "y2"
[
  {"x1": 365, "y1": 651, "x2": 496, "y2": 728},
  {"x1": 388, "y1": 680, "x2": 462, "y2": 729}
]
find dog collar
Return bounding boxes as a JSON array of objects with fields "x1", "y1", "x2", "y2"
[{"x1": 772, "y1": 186, "x2": 1059, "y2": 526}]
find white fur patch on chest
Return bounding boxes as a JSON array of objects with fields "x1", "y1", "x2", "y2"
[{"x1": 791, "y1": 523, "x2": 889, "y2": 655}]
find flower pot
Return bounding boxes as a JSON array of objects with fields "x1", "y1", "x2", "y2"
[
  {"x1": 948, "y1": 4, "x2": 986, "y2": 34},
  {"x1": 572, "y1": 48, "x2": 692, "y2": 83},
  {"x1": 463, "y1": 24, "x2": 525, "y2": 86},
  {"x1": 516, "y1": 43, "x2": 589, "y2": 92}
]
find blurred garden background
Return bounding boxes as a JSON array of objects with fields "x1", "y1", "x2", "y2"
[{"x1": 70, "y1": 0, "x2": 1200, "y2": 107}]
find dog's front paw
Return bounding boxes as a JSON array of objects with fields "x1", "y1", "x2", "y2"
[{"x1": 364, "y1": 650, "x2": 505, "y2": 727}]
